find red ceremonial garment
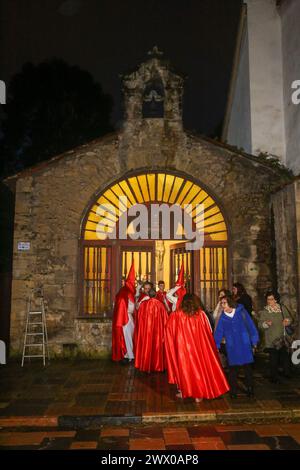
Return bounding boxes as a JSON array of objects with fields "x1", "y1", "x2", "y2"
[
  {"x1": 156, "y1": 290, "x2": 172, "y2": 312},
  {"x1": 112, "y1": 263, "x2": 136, "y2": 361},
  {"x1": 137, "y1": 292, "x2": 148, "y2": 303},
  {"x1": 134, "y1": 298, "x2": 169, "y2": 373},
  {"x1": 165, "y1": 308, "x2": 229, "y2": 399},
  {"x1": 175, "y1": 264, "x2": 186, "y2": 310}
]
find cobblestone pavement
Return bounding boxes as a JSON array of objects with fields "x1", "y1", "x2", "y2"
[
  {"x1": 1, "y1": 357, "x2": 300, "y2": 421},
  {"x1": 1, "y1": 423, "x2": 300, "y2": 450}
]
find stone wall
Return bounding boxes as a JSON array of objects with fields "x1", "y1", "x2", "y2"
[
  {"x1": 7, "y1": 118, "x2": 291, "y2": 355},
  {"x1": 9, "y1": 134, "x2": 120, "y2": 355},
  {"x1": 7, "y1": 52, "x2": 294, "y2": 356},
  {"x1": 280, "y1": 0, "x2": 300, "y2": 174},
  {"x1": 74, "y1": 320, "x2": 112, "y2": 357},
  {"x1": 272, "y1": 182, "x2": 299, "y2": 313},
  {"x1": 296, "y1": 179, "x2": 300, "y2": 309}
]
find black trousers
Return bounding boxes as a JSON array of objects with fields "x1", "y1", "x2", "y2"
[
  {"x1": 268, "y1": 347, "x2": 291, "y2": 380},
  {"x1": 228, "y1": 363, "x2": 253, "y2": 394}
]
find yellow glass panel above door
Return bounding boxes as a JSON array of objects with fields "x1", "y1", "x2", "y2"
[{"x1": 83, "y1": 172, "x2": 228, "y2": 242}]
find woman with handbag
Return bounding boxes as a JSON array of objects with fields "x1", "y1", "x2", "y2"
[{"x1": 258, "y1": 290, "x2": 294, "y2": 383}]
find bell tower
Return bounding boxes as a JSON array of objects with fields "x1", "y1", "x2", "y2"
[{"x1": 121, "y1": 46, "x2": 185, "y2": 128}]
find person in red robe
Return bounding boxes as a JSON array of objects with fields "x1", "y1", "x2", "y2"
[
  {"x1": 156, "y1": 280, "x2": 172, "y2": 313},
  {"x1": 136, "y1": 281, "x2": 152, "y2": 306},
  {"x1": 165, "y1": 293, "x2": 230, "y2": 402},
  {"x1": 134, "y1": 288, "x2": 169, "y2": 373},
  {"x1": 166, "y1": 264, "x2": 187, "y2": 312},
  {"x1": 112, "y1": 263, "x2": 136, "y2": 363}
]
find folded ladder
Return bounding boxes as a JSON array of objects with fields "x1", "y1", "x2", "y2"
[{"x1": 21, "y1": 288, "x2": 50, "y2": 366}]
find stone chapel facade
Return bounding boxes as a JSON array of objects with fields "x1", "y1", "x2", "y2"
[{"x1": 5, "y1": 48, "x2": 296, "y2": 356}]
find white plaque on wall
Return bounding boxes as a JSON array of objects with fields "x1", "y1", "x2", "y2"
[{"x1": 18, "y1": 242, "x2": 31, "y2": 251}]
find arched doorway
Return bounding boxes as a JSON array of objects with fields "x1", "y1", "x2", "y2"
[{"x1": 80, "y1": 171, "x2": 230, "y2": 316}]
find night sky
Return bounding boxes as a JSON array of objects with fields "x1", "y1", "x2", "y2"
[{"x1": 0, "y1": 0, "x2": 242, "y2": 135}]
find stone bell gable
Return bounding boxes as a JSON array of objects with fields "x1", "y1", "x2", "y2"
[
  {"x1": 121, "y1": 46, "x2": 185, "y2": 126},
  {"x1": 4, "y1": 48, "x2": 296, "y2": 357}
]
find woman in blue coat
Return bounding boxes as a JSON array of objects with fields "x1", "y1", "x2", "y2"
[{"x1": 214, "y1": 294, "x2": 259, "y2": 399}]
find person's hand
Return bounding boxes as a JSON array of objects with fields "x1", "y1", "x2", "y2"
[
  {"x1": 252, "y1": 345, "x2": 257, "y2": 354},
  {"x1": 283, "y1": 318, "x2": 291, "y2": 326},
  {"x1": 266, "y1": 320, "x2": 272, "y2": 326}
]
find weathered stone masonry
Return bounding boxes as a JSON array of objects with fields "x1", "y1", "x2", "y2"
[{"x1": 6, "y1": 51, "x2": 295, "y2": 356}]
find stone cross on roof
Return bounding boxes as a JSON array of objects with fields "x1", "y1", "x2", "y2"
[{"x1": 147, "y1": 46, "x2": 164, "y2": 58}]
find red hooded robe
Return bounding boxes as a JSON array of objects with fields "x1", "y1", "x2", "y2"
[
  {"x1": 134, "y1": 297, "x2": 169, "y2": 373},
  {"x1": 112, "y1": 263, "x2": 135, "y2": 361},
  {"x1": 156, "y1": 290, "x2": 172, "y2": 312},
  {"x1": 165, "y1": 307, "x2": 229, "y2": 399},
  {"x1": 174, "y1": 264, "x2": 187, "y2": 310}
]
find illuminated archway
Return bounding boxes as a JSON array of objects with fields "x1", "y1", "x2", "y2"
[
  {"x1": 83, "y1": 172, "x2": 228, "y2": 242},
  {"x1": 80, "y1": 171, "x2": 230, "y2": 316}
]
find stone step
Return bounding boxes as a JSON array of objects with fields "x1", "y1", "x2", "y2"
[{"x1": 1, "y1": 408, "x2": 300, "y2": 430}]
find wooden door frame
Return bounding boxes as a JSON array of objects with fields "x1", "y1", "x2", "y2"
[
  {"x1": 169, "y1": 240, "x2": 229, "y2": 299},
  {"x1": 79, "y1": 238, "x2": 230, "y2": 317},
  {"x1": 79, "y1": 240, "x2": 114, "y2": 318},
  {"x1": 78, "y1": 168, "x2": 233, "y2": 316},
  {"x1": 79, "y1": 239, "x2": 156, "y2": 317},
  {"x1": 169, "y1": 242, "x2": 195, "y2": 294}
]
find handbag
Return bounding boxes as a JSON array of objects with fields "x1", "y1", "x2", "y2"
[
  {"x1": 271, "y1": 304, "x2": 297, "y2": 351},
  {"x1": 279, "y1": 303, "x2": 295, "y2": 337},
  {"x1": 271, "y1": 335, "x2": 285, "y2": 351},
  {"x1": 218, "y1": 350, "x2": 227, "y2": 368},
  {"x1": 218, "y1": 343, "x2": 227, "y2": 368},
  {"x1": 285, "y1": 325, "x2": 295, "y2": 337}
]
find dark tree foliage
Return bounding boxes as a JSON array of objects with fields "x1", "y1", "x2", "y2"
[{"x1": 0, "y1": 59, "x2": 113, "y2": 177}]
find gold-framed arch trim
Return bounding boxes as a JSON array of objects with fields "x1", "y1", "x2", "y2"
[{"x1": 83, "y1": 172, "x2": 228, "y2": 242}]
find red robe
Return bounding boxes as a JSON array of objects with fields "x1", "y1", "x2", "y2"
[
  {"x1": 175, "y1": 286, "x2": 186, "y2": 311},
  {"x1": 165, "y1": 308, "x2": 229, "y2": 399},
  {"x1": 156, "y1": 290, "x2": 172, "y2": 312},
  {"x1": 137, "y1": 292, "x2": 148, "y2": 304},
  {"x1": 134, "y1": 298, "x2": 169, "y2": 373},
  {"x1": 112, "y1": 287, "x2": 130, "y2": 361}
]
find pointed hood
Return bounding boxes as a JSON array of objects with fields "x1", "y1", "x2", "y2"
[
  {"x1": 176, "y1": 263, "x2": 185, "y2": 287},
  {"x1": 175, "y1": 263, "x2": 186, "y2": 309},
  {"x1": 125, "y1": 262, "x2": 136, "y2": 302}
]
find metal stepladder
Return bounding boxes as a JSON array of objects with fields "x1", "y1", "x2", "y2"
[{"x1": 21, "y1": 287, "x2": 50, "y2": 367}]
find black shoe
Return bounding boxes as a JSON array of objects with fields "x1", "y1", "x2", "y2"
[{"x1": 120, "y1": 358, "x2": 130, "y2": 365}]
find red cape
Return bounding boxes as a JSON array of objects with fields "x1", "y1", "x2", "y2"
[
  {"x1": 175, "y1": 263, "x2": 186, "y2": 309},
  {"x1": 134, "y1": 298, "x2": 169, "y2": 373},
  {"x1": 138, "y1": 292, "x2": 148, "y2": 303},
  {"x1": 175, "y1": 286, "x2": 186, "y2": 310},
  {"x1": 112, "y1": 286, "x2": 130, "y2": 361},
  {"x1": 156, "y1": 290, "x2": 172, "y2": 312},
  {"x1": 165, "y1": 308, "x2": 229, "y2": 399}
]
